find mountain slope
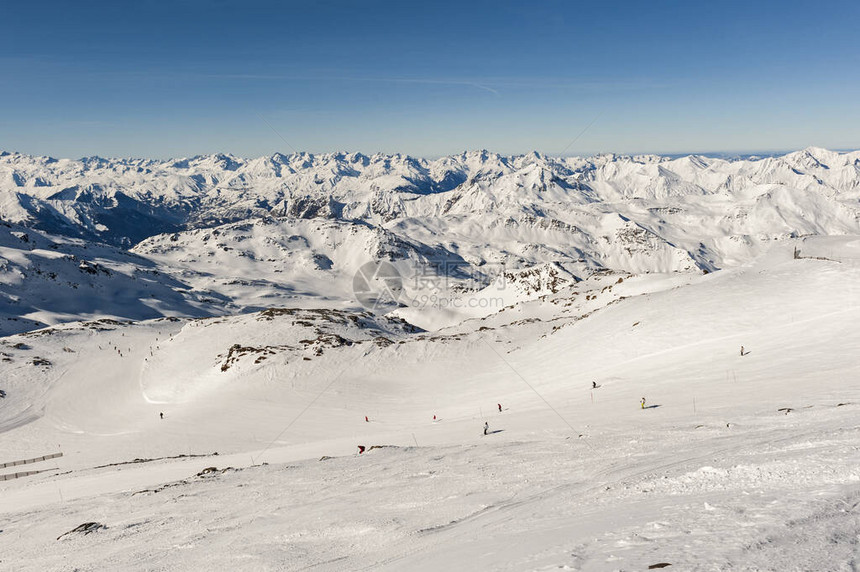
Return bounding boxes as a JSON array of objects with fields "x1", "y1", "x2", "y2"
[
  {"x1": 0, "y1": 221, "x2": 223, "y2": 335},
  {"x1": 0, "y1": 236, "x2": 858, "y2": 570}
]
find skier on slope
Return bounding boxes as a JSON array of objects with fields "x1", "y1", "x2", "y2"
[
  {"x1": 592, "y1": 381, "x2": 597, "y2": 389},
  {"x1": 497, "y1": 403, "x2": 502, "y2": 413},
  {"x1": 640, "y1": 397, "x2": 646, "y2": 409},
  {"x1": 159, "y1": 412, "x2": 163, "y2": 419},
  {"x1": 483, "y1": 421, "x2": 489, "y2": 435},
  {"x1": 740, "y1": 345, "x2": 745, "y2": 356}
]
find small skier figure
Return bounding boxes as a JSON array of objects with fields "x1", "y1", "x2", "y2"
[
  {"x1": 640, "y1": 397, "x2": 646, "y2": 409},
  {"x1": 740, "y1": 345, "x2": 744, "y2": 356},
  {"x1": 483, "y1": 421, "x2": 489, "y2": 435},
  {"x1": 357, "y1": 445, "x2": 365, "y2": 454},
  {"x1": 159, "y1": 412, "x2": 163, "y2": 419},
  {"x1": 497, "y1": 403, "x2": 502, "y2": 413},
  {"x1": 365, "y1": 416, "x2": 369, "y2": 423},
  {"x1": 592, "y1": 381, "x2": 597, "y2": 389},
  {"x1": 433, "y1": 414, "x2": 437, "y2": 421}
]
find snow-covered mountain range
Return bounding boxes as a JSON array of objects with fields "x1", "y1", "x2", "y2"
[
  {"x1": 2, "y1": 146, "x2": 860, "y2": 569},
  {"x1": 1, "y1": 147, "x2": 858, "y2": 332}
]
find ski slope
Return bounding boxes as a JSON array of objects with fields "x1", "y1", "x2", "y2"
[{"x1": 1, "y1": 237, "x2": 859, "y2": 570}]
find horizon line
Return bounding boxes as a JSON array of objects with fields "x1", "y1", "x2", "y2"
[{"x1": 2, "y1": 146, "x2": 858, "y2": 164}]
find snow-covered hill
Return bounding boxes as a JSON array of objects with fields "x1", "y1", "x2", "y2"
[{"x1": 1, "y1": 236, "x2": 858, "y2": 570}]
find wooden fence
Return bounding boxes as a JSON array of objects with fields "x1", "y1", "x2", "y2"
[
  {"x1": 0, "y1": 452, "x2": 63, "y2": 469},
  {"x1": 0, "y1": 467, "x2": 57, "y2": 481}
]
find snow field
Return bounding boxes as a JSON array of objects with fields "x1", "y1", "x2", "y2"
[{"x1": 0, "y1": 237, "x2": 858, "y2": 570}]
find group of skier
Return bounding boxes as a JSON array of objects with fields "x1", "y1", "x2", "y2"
[
  {"x1": 158, "y1": 338, "x2": 755, "y2": 443},
  {"x1": 362, "y1": 344, "x2": 753, "y2": 433}
]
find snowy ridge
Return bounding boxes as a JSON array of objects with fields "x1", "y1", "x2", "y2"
[{"x1": 1, "y1": 146, "x2": 858, "y2": 251}]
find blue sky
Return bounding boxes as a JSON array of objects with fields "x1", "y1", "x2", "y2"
[{"x1": 1, "y1": 0, "x2": 858, "y2": 158}]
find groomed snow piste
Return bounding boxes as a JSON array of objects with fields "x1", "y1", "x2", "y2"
[{"x1": 1, "y1": 236, "x2": 859, "y2": 571}]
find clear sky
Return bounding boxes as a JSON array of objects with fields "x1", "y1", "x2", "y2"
[{"x1": 2, "y1": 0, "x2": 858, "y2": 159}]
